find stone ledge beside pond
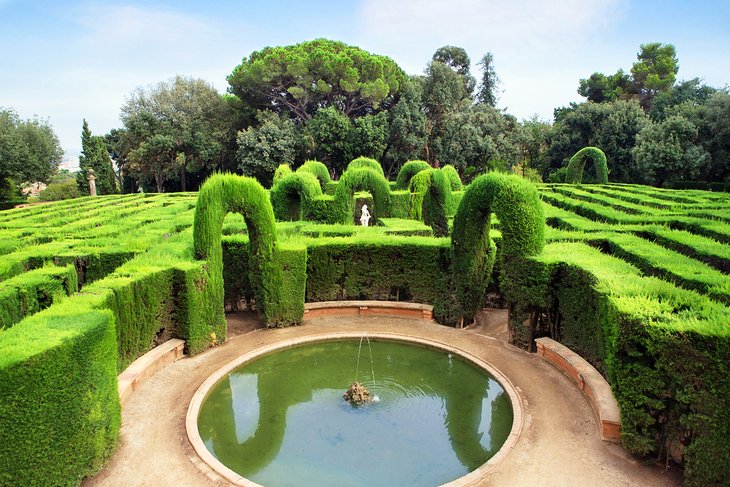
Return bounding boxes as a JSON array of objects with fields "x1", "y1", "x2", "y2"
[
  {"x1": 535, "y1": 337, "x2": 621, "y2": 443},
  {"x1": 118, "y1": 338, "x2": 186, "y2": 405},
  {"x1": 304, "y1": 300, "x2": 433, "y2": 320}
]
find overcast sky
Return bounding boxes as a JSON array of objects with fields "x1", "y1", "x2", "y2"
[{"x1": 1, "y1": 0, "x2": 728, "y2": 169}]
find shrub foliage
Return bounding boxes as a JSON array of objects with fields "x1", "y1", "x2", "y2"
[{"x1": 566, "y1": 146, "x2": 609, "y2": 184}]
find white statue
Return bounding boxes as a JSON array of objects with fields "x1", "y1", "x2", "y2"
[{"x1": 360, "y1": 204, "x2": 371, "y2": 227}]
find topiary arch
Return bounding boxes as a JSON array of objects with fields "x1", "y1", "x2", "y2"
[
  {"x1": 272, "y1": 163, "x2": 293, "y2": 186},
  {"x1": 333, "y1": 167, "x2": 390, "y2": 224},
  {"x1": 346, "y1": 156, "x2": 385, "y2": 178},
  {"x1": 396, "y1": 160, "x2": 431, "y2": 189},
  {"x1": 407, "y1": 168, "x2": 450, "y2": 237},
  {"x1": 441, "y1": 164, "x2": 463, "y2": 191},
  {"x1": 296, "y1": 160, "x2": 331, "y2": 191},
  {"x1": 270, "y1": 172, "x2": 323, "y2": 221},
  {"x1": 451, "y1": 173, "x2": 544, "y2": 323},
  {"x1": 566, "y1": 146, "x2": 608, "y2": 184},
  {"x1": 194, "y1": 173, "x2": 286, "y2": 326}
]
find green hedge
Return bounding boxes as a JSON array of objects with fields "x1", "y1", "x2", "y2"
[
  {"x1": 332, "y1": 168, "x2": 391, "y2": 224},
  {"x1": 407, "y1": 168, "x2": 450, "y2": 237},
  {"x1": 566, "y1": 146, "x2": 608, "y2": 184},
  {"x1": 270, "y1": 171, "x2": 323, "y2": 221},
  {"x1": 396, "y1": 160, "x2": 431, "y2": 189},
  {"x1": 272, "y1": 163, "x2": 292, "y2": 186},
  {"x1": 441, "y1": 164, "x2": 463, "y2": 191},
  {"x1": 0, "y1": 264, "x2": 78, "y2": 330},
  {"x1": 194, "y1": 174, "x2": 301, "y2": 326},
  {"x1": 507, "y1": 242, "x2": 730, "y2": 486},
  {"x1": 304, "y1": 235, "x2": 457, "y2": 323},
  {"x1": 346, "y1": 156, "x2": 385, "y2": 178},
  {"x1": 0, "y1": 306, "x2": 120, "y2": 485},
  {"x1": 451, "y1": 173, "x2": 545, "y2": 322},
  {"x1": 296, "y1": 160, "x2": 331, "y2": 190}
]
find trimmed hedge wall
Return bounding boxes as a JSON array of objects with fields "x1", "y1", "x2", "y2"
[
  {"x1": 346, "y1": 156, "x2": 385, "y2": 178},
  {"x1": 407, "y1": 168, "x2": 450, "y2": 237},
  {"x1": 396, "y1": 160, "x2": 431, "y2": 189},
  {"x1": 296, "y1": 160, "x2": 331, "y2": 190},
  {"x1": 0, "y1": 306, "x2": 120, "y2": 486},
  {"x1": 0, "y1": 264, "x2": 78, "y2": 330},
  {"x1": 566, "y1": 146, "x2": 609, "y2": 184},
  {"x1": 507, "y1": 242, "x2": 730, "y2": 486},
  {"x1": 270, "y1": 171, "x2": 323, "y2": 221},
  {"x1": 452, "y1": 173, "x2": 544, "y2": 322},
  {"x1": 221, "y1": 236, "x2": 307, "y2": 327}
]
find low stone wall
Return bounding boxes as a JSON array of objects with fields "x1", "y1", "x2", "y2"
[
  {"x1": 535, "y1": 337, "x2": 621, "y2": 442},
  {"x1": 304, "y1": 300, "x2": 433, "y2": 320},
  {"x1": 118, "y1": 338, "x2": 185, "y2": 404}
]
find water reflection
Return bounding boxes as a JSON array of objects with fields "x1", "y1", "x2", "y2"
[{"x1": 198, "y1": 341, "x2": 513, "y2": 487}]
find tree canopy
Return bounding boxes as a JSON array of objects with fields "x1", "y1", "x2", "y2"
[
  {"x1": 578, "y1": 43, "x2": 679, "y2": 112},
  {"x1": 120, "y1": 75, "x2": 231, "y2": 192},
  {"x1": 227, "y1": 39, "x2": 407, "y2": 122},
  {"x1": 0, "y1": 108, "x2": 63, "y2": 193}
]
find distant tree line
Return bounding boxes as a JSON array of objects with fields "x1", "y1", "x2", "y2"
[{"x1": 2, "y1": 39, "x2": 728, "y2": 200}]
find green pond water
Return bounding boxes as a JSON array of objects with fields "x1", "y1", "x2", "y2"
[{"x1": 197, "y1": 339, "x2": 513, "y2": 487}]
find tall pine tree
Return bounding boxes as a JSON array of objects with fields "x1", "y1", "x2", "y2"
[{"x1": 77, "y1": 120, "x2": 117, "y2": 195}]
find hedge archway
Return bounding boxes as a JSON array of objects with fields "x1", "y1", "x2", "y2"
[
  {"x1": 272, "y1": 164, "x2": 292, "y2": 186},
  {"x1": 194, "y1": 174, "x2": 281, "y2": 325},
  {"x1": 333, "y1": 167, "x2": 391, "y2": 224},
  {"x1": 270, "y1": 172, "x2": 323, "y2": 221},
  {"x1": 346, "y1": 156, "x2": 385, "y2": 178},
  {"x1": 451, "y1": 173, "x2": 544, "y2": 322},
  {"x1": 566, "y1": 147, "x2": 608, "y2": 184},
  {"x1": 407, "y1": 168, "x2": 450, "y2": 237},
  {"x1": 296, "y1": 160, "x2": 331, "y2": 191},
  {"x1": 396, "y1": 160, "x2": 431, "y2": 189},
  {"x1": 441, "y1": 164, "x2": 463, "y2": 191}
]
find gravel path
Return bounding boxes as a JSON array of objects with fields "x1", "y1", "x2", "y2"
[{"x1": 83, "y1": 310, "x2": 681, "y2": 487}]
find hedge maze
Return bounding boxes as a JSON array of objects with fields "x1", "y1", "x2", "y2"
[{"x1": 0, "y1": 157, "x2": 728, "y2": 486}]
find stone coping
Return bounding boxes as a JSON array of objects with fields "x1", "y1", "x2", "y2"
[
  {"x1": 186, "y1": 331, "x2": 524, "y2": 487},
  {"x1": 117, "y1": 338, "x2": 185, "y2": 405},
  {"x1": 535, "y1": 337, "x2": 621, "y2": 442},
  {"x1": 304, "y1": 300, "x2": 433, "y2": 320}
]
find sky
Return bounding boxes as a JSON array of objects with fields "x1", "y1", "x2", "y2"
[{"x1": 1, "y1": 0, "x2": 729, "y2": 170}]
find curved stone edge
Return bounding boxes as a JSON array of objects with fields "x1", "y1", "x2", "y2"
[
  {"x1": 534, "y1": 337, "x2": 621, "y2": 443},
  {"x1": 185, "y1": 331, "x2": 524, "y2": 487},
  {"x1": 117, "y1": 338, "x2": 185, "y2": 405},
  {"x1": 304, "y1": 300, "x2": 433, "y2": 320}
]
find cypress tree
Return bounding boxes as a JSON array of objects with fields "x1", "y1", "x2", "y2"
[{"x1": 77, "y1": 120, "x2": 118, "y2": 195}]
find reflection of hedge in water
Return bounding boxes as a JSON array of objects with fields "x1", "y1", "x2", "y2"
[{"x1": 566, "y1": 146, "x2": 608, "y2": 184}]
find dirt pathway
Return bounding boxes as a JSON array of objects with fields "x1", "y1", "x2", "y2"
[{"x1": 84, "y1": 310, "x2": 681, "y2": 487}]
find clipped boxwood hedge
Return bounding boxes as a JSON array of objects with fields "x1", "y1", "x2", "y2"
[
  {"x1": 0, "y1": 306, "x2": 120, "y2": 486},
  {"x1": 332, "y1": 167, "x2": 391, "y2": 224},
  {"x1": 452, "y1": 172, "x2": 544, "y2": 322}
]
